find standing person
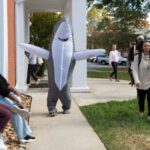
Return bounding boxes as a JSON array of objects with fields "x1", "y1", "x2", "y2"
[
  {"x1": 0, "y1": 105, "x2": 11, "y2": 150},
  {"x1": 25, "y1": 51, "x2": 40, "y2": 85},
  {"x1": 0, "y1": 73, "x2": 36, "y2": 143},
  {"x1": 127, "y1": 42, "x2": 136, "y2": 86},
  {"x1": 109, "y1": 44, "x2": 120, "y2": 82},
  {"x1": 132, "y1": 41, "x2": 150, "y2": 120},
  {"x1": 127, "y1": 35, "x2": 144, "y2": 86}
]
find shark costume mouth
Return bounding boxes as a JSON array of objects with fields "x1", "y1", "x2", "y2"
[{"x1": 58, "y1": 37, "x2": 69, "y2": 42}]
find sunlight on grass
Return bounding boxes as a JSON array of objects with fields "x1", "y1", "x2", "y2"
[
  {"x1": 80, "y1": 100, "x2": 150, "y2": 150},
  {"x1": 87, "y1": 67, "x2": 130, "y2": 80}
]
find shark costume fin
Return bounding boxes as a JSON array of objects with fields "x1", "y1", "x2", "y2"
[
  {"x1": 73, "y1": 49, "x2": 105, "y2": 61},
  {"x1": 18, "y1": 43, "x2": 49, "y2": 59}
]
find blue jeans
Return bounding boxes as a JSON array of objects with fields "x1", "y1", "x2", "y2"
[{"x1": 0, "y1": 95, "x2": 32, "y2": 139}]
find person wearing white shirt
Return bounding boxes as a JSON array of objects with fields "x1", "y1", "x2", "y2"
[
  {"x1": 109, "y1": 44, "x2": 120, "y2": 82},
  {"x1": 132, "y1": 41, "x2": 150, "y2": 121},
  {"x1": 25, "y1": 51, "x2": 40, "y2": 85}
]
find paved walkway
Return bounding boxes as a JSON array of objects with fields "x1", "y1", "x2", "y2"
[{"x1": 26, "y1": 78, "x2": 136, "y2": 150}]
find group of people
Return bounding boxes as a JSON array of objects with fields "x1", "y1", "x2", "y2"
[
  {"x1": 0, "y1": 74, "x2": 35, "y2": 150},
  {"x1": 1, "y1": 34, "x2": 150, "y2": 149},
  {"x1": 128, "y1": 36, "x2": 150, "y2": 120},
  {"x1": 109, "y1": 35, "x2": 150, "y2": 121}
]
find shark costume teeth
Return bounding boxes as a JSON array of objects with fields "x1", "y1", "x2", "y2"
[{"x1": 19, "y1": 18, "x2": 105, "y2": 115}]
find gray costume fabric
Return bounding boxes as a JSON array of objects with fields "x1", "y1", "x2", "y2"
[
  {"x1": 47, "y1": 18, "x2": 75, "y2": 112},
  {"x1": 19, "y1": 18, "x2": 105, "y2": 114}
]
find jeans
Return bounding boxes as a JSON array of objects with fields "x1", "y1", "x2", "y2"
[{"x1": 0, "y1": 95, "x2": 32, "y2": 139}]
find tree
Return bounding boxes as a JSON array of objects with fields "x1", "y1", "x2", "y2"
[
  {"x1": 30, "y1": 12, "x2": 61, "y2": 76},
  {"x1": 30, "y1": 12, "x2": 61, "y2": 49},
  {"x1": 87, "y1": 0, "x2": 150, "y2": 51}
]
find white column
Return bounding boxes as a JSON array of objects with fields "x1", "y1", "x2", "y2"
[
  {"x1": 15, "y1": 0, "x2": 28, "y2": 91},
  {"x1": 0, "y1": 0, "x2": 8, "y2": 78},
  {"x1": 70, "y1": 0, "x2": 89, "y2": 92}
]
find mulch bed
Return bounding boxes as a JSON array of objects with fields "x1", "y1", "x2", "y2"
[{"x1": 3, "y1": 94, "x2": 32, "y2": 150}]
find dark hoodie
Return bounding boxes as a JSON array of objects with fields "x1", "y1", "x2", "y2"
[{"x1": 0, "y1": 74, "x2": 10, "y2": 97}]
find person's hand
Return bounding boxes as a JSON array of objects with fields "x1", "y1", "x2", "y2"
[
  {"x1": 14, "y1": 89, "x2": 21, "y2": 96},
  {"x1": 135, "y1": 82, "x2": 141, "y2": 88}
]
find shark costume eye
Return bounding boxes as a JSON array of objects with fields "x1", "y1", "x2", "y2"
[{"x1": 58, "y1": 37, "x2": 69, "y2": 42}]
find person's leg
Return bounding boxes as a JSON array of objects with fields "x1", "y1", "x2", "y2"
[
  {"x1": 27, "y1": 64, "x2": 31, "y2": 84},
  {"x1": 60, "y1": 89, "x2": 71, "y2": 113},
  {"x1": 0, "y1": 95, "x2": 30, "y2": 119},
  {"x1": 11, "y1": 114, "x2": 32, "y2": 140},
  {"x1": 0, "y1": 105, "x2": 11, "y2": 133},
  {"x1": 110, "y1": 62, "x2": 115, "y2": 78},
  {"x1": 0, "y1": 96, "x2": 33, "y2": 141},
  {"x1": 0, "y1": 105, "x2": 11, "y2": 150},
  {"x1": 30, "y1": 65, "x2": 38, "y2": 82},
  {"x1": 137, "y1": 89, "x2": 146, "y2": 114},
  {"x1": 128, "y1": 67, "x2": 134, "y2": 85},
  {"x1": 47, "y1": 89, "x2": 59, "y2": 116},
  {"x1": 146, "y1": 88, "x2": 150, "y2": 118},
  {"x1": 114, "y1": 62, "x2": 119, "y2": 81}
]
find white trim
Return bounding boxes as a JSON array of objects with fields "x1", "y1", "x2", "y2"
[
  {"x1": 0, "y1": 0, "x2": 8, "y2": 78},
  {"x1": 15, "y1": 0, "x2": 28, "y2": 91},
  {"x1": 15, "y1": 0, "x2": 26, "y2": 4},
  {"x1": 70, "y1": 0, "x2": 89, "y2": 92}
]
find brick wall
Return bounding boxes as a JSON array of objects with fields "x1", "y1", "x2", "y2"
[{"x1": 8, "y1": 0, "x2": 16, "y2": 86}]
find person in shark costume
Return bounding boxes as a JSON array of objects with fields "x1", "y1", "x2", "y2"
[{"x1": 19, "y1": 18, "x2": 105, "y2": 116}]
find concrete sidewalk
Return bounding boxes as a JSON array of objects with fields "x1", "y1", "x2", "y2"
[{"x1": 26, "y1": 78, "x2": 136, "y2": 150}]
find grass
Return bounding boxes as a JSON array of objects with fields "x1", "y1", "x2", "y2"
[
  {"x1": 87, "y1": 67, "x2": 130, "y2": 80},
  {"x1": 80, "y1": 100, "x2": 150, "y2": 150}
]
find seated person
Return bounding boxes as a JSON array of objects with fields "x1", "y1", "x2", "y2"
[{"x1": 0, "y1": 73, "x2": 35, "y2": 144}]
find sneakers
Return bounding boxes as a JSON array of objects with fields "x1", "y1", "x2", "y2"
[
  {"x1": 35, "y1": 79, "x2": 40, "y2": 85},
  {"x1": 115, "y1": 79, "x2": 120, "y2": 82},
  {"x1": 0, "y1": 134, "x2": 7, "y2": 150},
  {"x1": 49, "y1": 109, "x2": 57, "y2": 117},
  {"x1": 20, "y1": 135, "x2": 36, "y2": 143},
  {"x1": 109, "y1": 77, "x2": 112, "y2": 81},
  {"x1": 63, "y1": 109, "x2": 70, "y2": 114},
  {"x1": 11, "y1": 105, "x2": 31, "y2": 120}
]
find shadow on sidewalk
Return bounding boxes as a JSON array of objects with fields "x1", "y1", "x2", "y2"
[{"x1": 29, "y1": 78, "x2": 48, "y2": 88}]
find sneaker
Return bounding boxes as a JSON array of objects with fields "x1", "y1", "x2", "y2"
[
  {"x1": 115, "y1": 79, "x2": 120, "y2": 82},
  {"x1": 35, "y1": 79, "x2": 40, "y2": 85},
  {"x1": 0, "y1": 135, "x2": 7, "y2": 150},
  {"x1": 49, "y1": 109, "x2": 57, "y2": 117},
  {"x1": 20, "y1": 135, "x2": 36, "y2": 143},
  {"x1": 109, "y1": 77, "x2": 112, "y2": 81},
  {"x1": 148, "y1": 116, "x2": 150, "y2": 121},
  {"x1": 11, "y1": 105, "x2": 31, "y2": 120},
  {"x1": 63, "y1": 109, "x2": 70, "y2": 114}
]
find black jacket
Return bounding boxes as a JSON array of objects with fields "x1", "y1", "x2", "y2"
[{"x1": 0, "y1": 74, "x2": 10, "y2": 97}]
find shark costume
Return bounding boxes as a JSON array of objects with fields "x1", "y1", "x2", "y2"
[{"x1": 19, "y1": 18, "x2": 105, "y2": 116}]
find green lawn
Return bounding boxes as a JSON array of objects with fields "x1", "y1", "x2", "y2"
[
  {"x1": 80, "y1": 100, "x2": 150, "y2": 150},
  {"x1": 87, "y1": 67, "x2": 130, "y2": 80}
]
